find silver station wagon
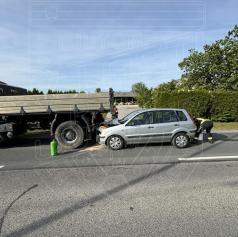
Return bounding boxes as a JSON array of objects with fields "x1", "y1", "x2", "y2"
[{"x1": 98, "y1": 108, "x2": 197, "y2": 150}]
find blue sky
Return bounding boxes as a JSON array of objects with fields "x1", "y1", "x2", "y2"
[{"x1": 0, "y1": 0, "x2": 237, "y2": 92}]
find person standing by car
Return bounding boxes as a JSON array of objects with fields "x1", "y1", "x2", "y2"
[
  {"x1": 112, "y1": 105, "x2": 118, "y2": 119},
  {"x1": 194, "y1": 117, "x2": 214, "y2": 143}
]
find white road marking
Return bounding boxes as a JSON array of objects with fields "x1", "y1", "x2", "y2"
[
  {"x1": 0, "y1": 165, "x2": 5, "y2": 169},
  {"x1": 178, "y1": 156, "x2": 238, "y2": 162}
]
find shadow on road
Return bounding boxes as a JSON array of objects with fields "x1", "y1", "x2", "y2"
[
  {"x1": 184, "y1": 133, "x2": 238, "y2": 158},
  {"x1": 2, "y1": 133, "x2": 238, "y2": 236},
  {"x1": 0, "y1": 130, "x2": 98, "y2": 153},
  {"x1": 0, "y1": 131, "x2": 237, "y2": 150},
  {"x1": 125, "y1": 142, "x2": 172, "y2": 150},
  {"x1": 4, "y1": 163, "x2": 178, "y2": 237},
  {"x1": 0, "y1": 131, "x2": 51, "y2": 149},
  {"x1": 212, "y1": 133, "x2": 238, "y2": 141}
]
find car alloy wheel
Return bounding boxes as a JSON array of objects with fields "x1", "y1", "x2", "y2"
[
  {"x1": 108, "y1": 136, "x2": 123, "y2": 150},
  {"x1": 176, "y1": 135, "x2": 188, "y2": 147},
  {"x1": 173, "y1": 133, "x2": 189, "y2": 148}
]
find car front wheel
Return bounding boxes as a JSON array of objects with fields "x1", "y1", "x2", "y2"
[
  {"x1": 172, "y1": 133, "x2": 189, "y2": 148},
  {"x1": 107, "y1": 135, "x2": 124, "y2": 150}
]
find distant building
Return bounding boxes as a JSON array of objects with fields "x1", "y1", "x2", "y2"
[
  {"x1": 0, "y1": 81, "x2": 27, "y2": 96},
  {"x1": 114, "y1": 92, "x2": 136, "y2": 104}
]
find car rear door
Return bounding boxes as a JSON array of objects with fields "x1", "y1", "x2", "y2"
[
  {"x1": 152, "y1": 110, "x2": 180, "y2": 142},
  {"x1": 176, "y1": 110, "x2": 196, "y2": 131}
]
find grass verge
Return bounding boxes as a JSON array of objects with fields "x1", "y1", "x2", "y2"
[{"x1": 213, "y1": 122, "x2": 238, "y2": 131}]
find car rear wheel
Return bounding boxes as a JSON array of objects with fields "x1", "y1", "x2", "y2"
[
  {"x1": 172, "y1": 133, "x2": 189, "y2": 148},
  {"x1": 107, "y1": 135, "x2": 124, "y2": 150}
]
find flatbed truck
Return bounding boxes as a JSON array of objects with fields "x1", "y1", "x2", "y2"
[{"x1": 0, "y1": 89, "x2": 113, "y2": 149}]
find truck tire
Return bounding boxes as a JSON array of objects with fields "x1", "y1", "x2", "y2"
[
  {"x1": 0, "y1": 133, "x2": 6, "y2": 144},
  {"x1": 55, "y1": 121, "x2": 84, "y2": 149},
  {"x1": 172, "y1": 132, "x2": 189, "y2": 148}
]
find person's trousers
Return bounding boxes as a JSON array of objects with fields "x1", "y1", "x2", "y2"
[{"x1": 197, "y1": 121, "x2": 213, "y2": 142}]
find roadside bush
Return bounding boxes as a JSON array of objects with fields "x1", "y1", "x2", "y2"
[
  {"x1": 152, "y1": 90, "x2": 211, "y2": 117},
  {"x1": 151, "y1": 89, "x2": 238, "y2": 122},
  {"x1": 211, "y1": 92, "x2": 238, "y2": 122}
]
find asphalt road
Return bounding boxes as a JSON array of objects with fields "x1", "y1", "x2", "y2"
[
  {"x1": 0, "y1": 131, "x2": 238, "y2": 170},
  {"x1": 0, "y1": 131, "x2": 238, "y2": 236}
]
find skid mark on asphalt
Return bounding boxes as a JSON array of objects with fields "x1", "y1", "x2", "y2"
[{"x1": 0, "y1": 184, "x2": 38, "y2": 236}]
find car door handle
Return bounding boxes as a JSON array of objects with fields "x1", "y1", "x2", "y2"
[
  {"x1": 174, "y1": 124, "x2": 180, "y2": 126},
  {"x1": 148, "y1": 126, "x2": 154, "y2": 129}
]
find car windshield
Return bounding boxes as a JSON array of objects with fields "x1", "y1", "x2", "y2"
[{"x1": 118, "y1": 110, "x2": 141, "y2": 124}]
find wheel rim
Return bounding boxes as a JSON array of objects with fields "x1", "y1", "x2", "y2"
[
  {"x1": 62, "y1": 127, "x2": 77, "y2": 144},
  {"x1": 175, "y1": 135, "x2": 188, "y2": 147},
  {"x1": 109, "y1": 137, "x2": 122, "y2": 149}
]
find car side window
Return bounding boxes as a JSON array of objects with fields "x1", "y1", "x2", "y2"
[
  {"x1": 127, "y1": 112, "x2": 153, "y2": 126},
  {"x1": 176, "y1": 111, "x2": 188, "y2": 121},
  {"x1": 153, "y1": 111, "x2": 163, "y2": 123},
  {"x1": 153, "y1": 110, "x2": 179, "y2": 123}
]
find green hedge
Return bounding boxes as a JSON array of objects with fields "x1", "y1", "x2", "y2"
[
  {"x1": 152, "y1": 90, "x2": 238, "y2": 122},
  {"x1": 211, "y1": 92, "x2": 238, "y2": 122}
]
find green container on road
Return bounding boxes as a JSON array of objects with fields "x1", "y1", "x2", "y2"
[{"x1": 50, "y1": 139, "x2": 58, "y2": 157}]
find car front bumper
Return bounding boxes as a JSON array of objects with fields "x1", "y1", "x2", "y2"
[{"x1": 97, "y1": 135, "x2": 107, "y2": 145}]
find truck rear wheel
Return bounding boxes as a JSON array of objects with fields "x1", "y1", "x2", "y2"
[
  {"x1": 55, "y1": 121, "x2": 84, "y2": 149},
  {"x1": 0, "y1": 133, "x2": 6, "y2": 144}
]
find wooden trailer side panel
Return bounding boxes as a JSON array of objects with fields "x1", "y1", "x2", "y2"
[{"x1": 0, "y1": 93, "x2": 111, "y2": 115}]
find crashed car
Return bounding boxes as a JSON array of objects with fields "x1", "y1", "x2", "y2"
[{"x1": 98, "y1": 108, "x2": 197, "y2": 150}]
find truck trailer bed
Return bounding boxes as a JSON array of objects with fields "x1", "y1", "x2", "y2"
[{"x1": 0, "y1": 92, "x2": 111, "y2": 115}]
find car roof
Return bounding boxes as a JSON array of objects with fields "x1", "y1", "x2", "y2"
[
  {"x1": 128, "y1": 108, "x2": 187, "y2": 117},
  {"x1": 135, "y1": 108, "x2": 186, "y2": 113}
]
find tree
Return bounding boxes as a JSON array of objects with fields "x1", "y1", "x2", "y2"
[
  {"x1": 157, "y1": 79, "x2": 178, "y2": 91},
  {"x1": 47, "y1": 89, "x2": 77, "y2": 94},
  {"x1": 65, "y1": 90, "x2": 77, "y2": 94},
  {"x1": 95, "y1": 88, "x2": 101, "y2": 93},
  {"x1": 80, "y1": 90, "x2": 85, "y2": 93},
  {"x1": 178, "y1": 25, "x2": 238, "y2": 91},
  {"x1": 131, "y1": 82, "x2": 152, "y2": 107},
  {"x1": 28, "y1": 88, "x2": 44, "y2": 95}
]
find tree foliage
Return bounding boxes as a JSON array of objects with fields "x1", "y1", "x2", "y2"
[
  {"x1": 156, "y1": 79, "x2": 178, "y2": 91},
  {"x1": 27, "y1": 88, "x2": 44, "y2": 95},
  {"x1": 178, "y1": 25, "x2": 238, "y2": 91},
  {"x1": 47, "y1": 89, "x2": 77, "y2": 94},
  {"x1": 95, "y1": 88, "x2": 101, "y2": 93},
  {"x1": 152, "y1": 89, "x2": 238, "y2": 122},
  {"x1": 131, "y1": 82, "x2": 152, "y2": 107}
]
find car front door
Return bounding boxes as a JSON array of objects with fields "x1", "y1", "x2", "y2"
[{"x1": 124, "y1": 111, "x2": 154, "y2": 144}]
